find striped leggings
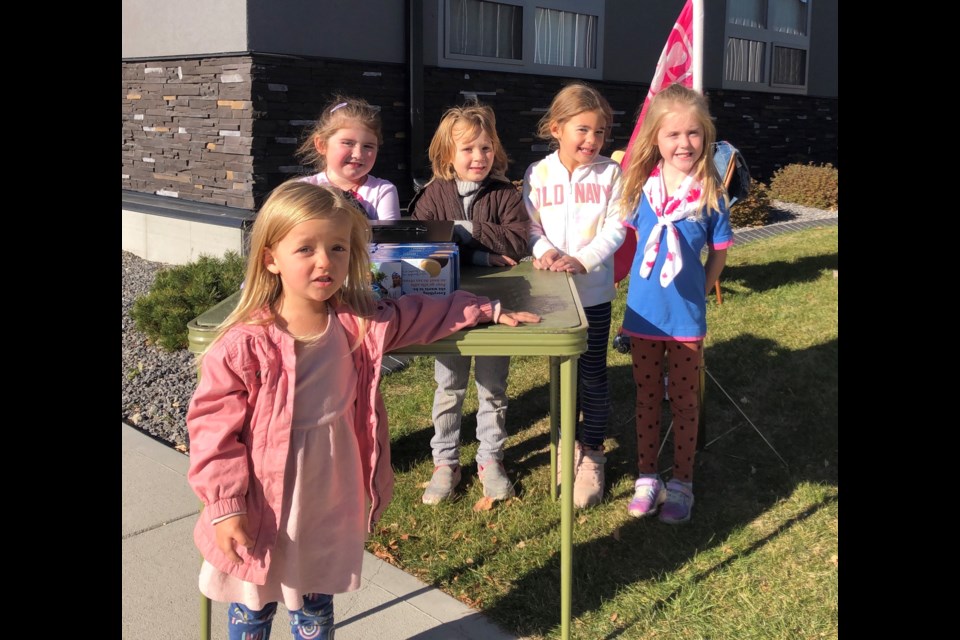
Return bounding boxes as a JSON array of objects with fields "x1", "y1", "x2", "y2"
[{"x1": 576, "y1": 302, "x2": 612, "y2": 449}]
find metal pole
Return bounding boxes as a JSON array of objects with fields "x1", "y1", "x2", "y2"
[{"x1": 408, "y1": 0, "x2": 426, "y2": 188}]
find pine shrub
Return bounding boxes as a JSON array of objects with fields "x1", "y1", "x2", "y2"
[
  {"x1": 729, "y1": 182, "x2": 771, "y2": 228},
  {"x1": 769, "y1": 162, "x2": 839, "y2": 210},
  {"x1": 131, "y1": 252, "x2": 246, "y2": 351}
]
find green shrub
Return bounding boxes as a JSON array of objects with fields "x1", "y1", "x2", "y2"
[
  {"x1": 729, "y1": 181, "x2": 771, "y2": 228},
  {"x1": 769, "y1": 162, "x2": 839, "y2": 210},
  {"x1": 131, "y1": 252, "x2": 246, "y2": 351}
]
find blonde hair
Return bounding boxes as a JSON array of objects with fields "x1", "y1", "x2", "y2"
[
  {"x1": 296, "y1": 95, "x2": 383, "y2": 172},
  {"x1": 619, "y1": 83, "x2": 724, "y2": 218},
  {"x1": 427, "y1": 103, "x2": 510, "y2": 181},
  {"x1": 536, "y1": 83, "x2": 614, "y2": 151},
  {"x1": 207, "y1": 180, "x2": 375, "y2": 353}
]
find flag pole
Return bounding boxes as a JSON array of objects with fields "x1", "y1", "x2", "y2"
[
  {"x1": 693, "y1": 0, "x2": 704, "y2": 93},
  {"x1": 613, "y1": 0, "x2": 699, "y2": 284}
]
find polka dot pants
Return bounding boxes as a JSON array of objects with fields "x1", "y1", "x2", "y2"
[{"x1": 629, "y1": 338, "x2": 702, "y2": 482}]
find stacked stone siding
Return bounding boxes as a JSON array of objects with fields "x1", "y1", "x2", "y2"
[
  {"x1": 122, "y1": 57, "x2": 256, "y2": 209},
  {"x1": 122, "y1": 54, "x2": 838, "y2": 211}
]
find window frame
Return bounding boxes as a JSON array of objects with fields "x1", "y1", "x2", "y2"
[
  {"x1": 444, "y1": 0, "x2": 525, "y2": 67},
  {"x1": 439, "y1": 0, "x2": 605, "y2": 80},
  {"x1": 722, "y1": 0, "x2": 812, "y2": 94}
]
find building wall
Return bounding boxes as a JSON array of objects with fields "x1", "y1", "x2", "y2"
[
  {"x1": 122, "y1": 0, "x2": 406, "y2": 62},
  {"x1": 603, "y1": 0, "x2": 686, "y2": 84},
  {"x1": 121, "y1": 55, "x2": 410, "y2": 211},
  {"x1": 122, "y1": 0, "x2": 837, "y2": 92},
  {"x1": 246, "y1": 0, "x2": 406, "y2": 62},
  {"x1": 808, "y1": 0, "x2": 839, "y2": 97},
  {"x1": 123, "y1": 53, "x2": 836, "y2": 212},
  {"x1": 707, "y1": 89, "x2": 838, "y2": 180},
  {"x1": 122, "y1": 57, "x2": 258, "y2": 209},
  {"x1": 121, "y1": 0, "x2": 247, "y2": 59}
]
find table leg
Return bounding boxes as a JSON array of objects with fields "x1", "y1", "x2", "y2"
[
  {"x1": 560, "y1": 355, "x2": 578, "y2": 640},
  {"x1": 201, "y1": 593, "x2": 211, "y2": 640},
  {"x1": 550, "y1": 357, "x2": 560, "y2": 501}
]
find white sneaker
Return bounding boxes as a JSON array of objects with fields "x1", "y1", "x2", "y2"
[
  {"x1": 556, "y1": 440, "x2": 584, "y2": 486},
  {"x1": 573, "y1": 446, "x2": 606, "y2": 508}
]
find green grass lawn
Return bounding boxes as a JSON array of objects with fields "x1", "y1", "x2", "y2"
[{"x1": 370, "y1": 226, "x2": 838, "y2": 639}]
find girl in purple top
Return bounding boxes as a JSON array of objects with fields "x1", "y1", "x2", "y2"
[
  {"x1": 296, "y1": 94, "x2": 401, "y2": 220},
  {"x1": 619, "y1": 84, "x2": 734, "y2": 525}
]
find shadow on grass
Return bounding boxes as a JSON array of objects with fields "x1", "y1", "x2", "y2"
[
  {"x1": 721, "y1": 252, "x2": 838, "y2": 293},
  {"x1": 604, "y1": 493, "x2": 838, "y2": 639},
  {"x1": 388, "y1": 371, "x2": 644, "y2": 502},
  {"x1": 476, "y1": 334, "x2": 838, "y2": 637},
  {"x1": 386, "y1": 355, "x2": 556, "y2": 449},
  {"x1": 386, "y1": 364, "x2": 557, "y2": 502}
]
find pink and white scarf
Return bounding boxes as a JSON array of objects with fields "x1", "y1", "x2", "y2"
[{"x1": 637, "y1": 164, "x2": 702, "y2": 287}]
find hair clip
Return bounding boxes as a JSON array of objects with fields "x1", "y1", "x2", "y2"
[{"x1": 330, "y1": 102, "x2": 349, "y2": 113}]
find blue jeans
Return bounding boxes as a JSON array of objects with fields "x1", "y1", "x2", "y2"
[
  {"x1": 228, "y1": 593, "x2": 334, "y2": 640},
  {"x1": 430, "y1": 355, "x2": 510, "y2": 466}
]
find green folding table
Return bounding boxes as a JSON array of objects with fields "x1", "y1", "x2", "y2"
[{"x1": 188, "y1": 260, "x2": 588, "y2": 640}]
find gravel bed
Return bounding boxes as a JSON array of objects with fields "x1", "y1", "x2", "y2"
[
  {"x1": 122, "y1": 202, "x2": 837, "y2": 450},
  {"x1": 763, "y1": 200, "x2": 839, "y2": 227},
  {"x1": 121, "y1": 251, "x2": 197, "y2": 450}
]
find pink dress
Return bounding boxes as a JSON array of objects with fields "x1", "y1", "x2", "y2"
[{"x1": 199, "y1": 314, "x2": 366, "y2": 611}]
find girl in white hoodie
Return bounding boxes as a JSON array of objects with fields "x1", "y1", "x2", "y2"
[{"x1": 522, "y1": 83, "x2": 626, "y2": 508}]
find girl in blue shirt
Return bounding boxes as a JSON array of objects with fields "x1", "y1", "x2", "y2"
[{"x1": 619, "y1": 84, "x2": 733, "y2": 524}]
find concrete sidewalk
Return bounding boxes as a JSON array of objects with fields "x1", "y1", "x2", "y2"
[{"x1": 121, "y1": 423, "x2": 520, "y2": 640}]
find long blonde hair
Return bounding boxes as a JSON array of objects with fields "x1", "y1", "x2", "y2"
[
  {"x1": 619, "y1": 83, "x2": 724, "y2": 218},
  {"x1": 536, "y1": 83, "x2": 613, "y2": 151},
  {"x1": 428, "y1": 103, "x2": 510, "y2": 181},
  {"x1": 208, "y1": 180, "x2": 375, "y2": 352},
  {"x1": 295, "y1": 94, "x2": 383, "y2": 172}
]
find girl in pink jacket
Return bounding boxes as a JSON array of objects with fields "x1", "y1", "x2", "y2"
[{"x1": 187, "y1": 180, "x2": 539, "y2": 640}]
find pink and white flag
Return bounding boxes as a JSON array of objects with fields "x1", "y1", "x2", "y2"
[
  {"x1": 621, "y1": 0, "x2": 695, "y2": 169},
  {"x1": 615, "y1": 0, "x2": 698, "y2": 283}
]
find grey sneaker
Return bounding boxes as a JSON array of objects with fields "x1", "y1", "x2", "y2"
[
  {"x1": 478, "y1": 461, "x2": 515, "y2": 500},
  {"x1": 422, "y1": 464, "x2": 462, "y2": 505},
  {"x1": 572, "y1": 446, "x2": 606, "y2": 508}
]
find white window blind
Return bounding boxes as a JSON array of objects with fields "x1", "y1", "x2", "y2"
[
  {"x1": 771, "y1": 45, "x2": 806, "y2": 85},
  {"x1": 725, "y1": 37, "x2": 765, "y2": 83},
  {"x1": 449, "y1": 0, "x2": 522, "y2": 60},
  {"x1": 724, "y1": 0, "x2": 810, "y2": 90},
  {"x1": 728, "y1": 0, "x2": 765, "y2": 28},
  {"x1": 770, "y1": 0, "x2": 808, "y2": 36},
  {"x1": 534, "y1": 7, "x2": 598, "y2": 69}
]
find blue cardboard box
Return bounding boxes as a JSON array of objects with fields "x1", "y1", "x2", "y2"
[{"x1": 369, "y1": 242, "x2": 460, "y2": 298}]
